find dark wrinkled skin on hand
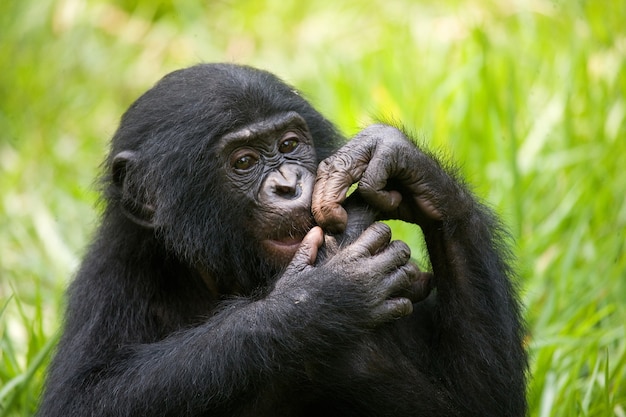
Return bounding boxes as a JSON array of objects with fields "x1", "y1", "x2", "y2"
[
  {"x1": 277, "y1": 222, "x2": 417, "y2": 323},
  {"x1": 314, "y1": 195, "x2": 433, "y2": 308},
  {"x1": 313, "y1": 124, "x2": 466, "y2": 233}
]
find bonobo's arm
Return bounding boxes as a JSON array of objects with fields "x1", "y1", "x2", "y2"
[
  {"x1": 312, "y1": 125, "x2": 527, "y2": 416},
  {"x1": 38, "y1": 221, "x2": 417, "y2": 417}
]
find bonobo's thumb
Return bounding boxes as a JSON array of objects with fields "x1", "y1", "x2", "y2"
[{"x1": 290, "y1": 227, "x2": 324, "y2": 269}]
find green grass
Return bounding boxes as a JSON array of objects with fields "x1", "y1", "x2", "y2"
[{"x1": 1, "y1": 0, "x2": 625, "y2": 415}]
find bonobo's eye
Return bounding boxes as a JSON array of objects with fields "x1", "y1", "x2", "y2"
[
  {"x1": 278, "y1": 134, "x2": 299, "y2": 154},
  {"x1": 230, "y1": 149, "x2": 259, "y2": 171}
]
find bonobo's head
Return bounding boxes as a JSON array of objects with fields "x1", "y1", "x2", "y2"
[{"x1": 103, "y1": 63, "x2": 343, "y2": 290}]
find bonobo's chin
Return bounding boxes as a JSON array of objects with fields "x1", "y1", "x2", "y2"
[{"x1": 261, "y1": 236, "x2": 305, "y2": 267}]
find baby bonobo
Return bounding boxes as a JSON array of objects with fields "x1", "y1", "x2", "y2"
[{"x1": 39, "y1": 63, "x2": 526, "y2": 417}]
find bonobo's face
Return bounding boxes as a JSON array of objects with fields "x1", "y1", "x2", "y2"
[{"x1": 218, "y1": 111, "x2": 318, "y2": 266}]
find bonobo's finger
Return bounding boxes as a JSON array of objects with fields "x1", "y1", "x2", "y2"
[
  {"x1": 348, "y1": 223, "x2": 393, "y2": 257},
  {"x1": 380, "y1": 261, "x2": 418, "y2": 297},
  {"x1": 390, "y1": 262, "x2": 433, "y2": 303},
  {"x1": 370, "y1": 240, "x2": 412, "y2": 272},
  {"x1": 407, "y1": 272, "x2": 433, "y2": 302},
  {"x1": 312, "y1": 152, "x2": 368, "y2": 233},
  {"x1": 358, "y1": 155, "x2": 403, "y2": 213},
  {"x1": 323, "y1": 234, "x2": 340, "y2": 257},
  {"x1": 289, "y1": 227, "x2": 324, "y2": 269},
  {"x1": 312, "y1": 175, "x2": 349, "y2": 233},
  {"x1": 372, "y1": 298, "x2": 414, "y2": 322}
]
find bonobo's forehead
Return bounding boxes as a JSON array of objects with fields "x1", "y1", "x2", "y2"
[{"x1": 218, "y1": 111, "x2": 312, "y2": 148}]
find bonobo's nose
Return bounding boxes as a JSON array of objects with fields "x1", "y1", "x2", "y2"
[
  {"x1": 274, "y1": 182, "x2": 302, "y2": 199},
  {"x1": 274, "y1": 178, "x2": 302, "y2": 199},
  {"x1": 270, "y1": 166, "x2": 302, "y2": 199},
  {"x1": 259, "y1": 165, "x2": 314, "y2": 205}
]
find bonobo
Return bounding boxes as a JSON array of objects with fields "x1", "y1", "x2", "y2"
[{"x1": 38, "y1": 63, "x2": 527, "y2": 417}]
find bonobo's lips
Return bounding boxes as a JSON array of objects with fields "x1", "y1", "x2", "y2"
[
  {"x1": 261, "y1": 214, "x2": 314, "y2": 266},
  {"x1": 263, "y1": 236, "x2": 304, "y2": 256},
  {"x1": 261, "y1": 235, "x2": 306, "y2": 267}
]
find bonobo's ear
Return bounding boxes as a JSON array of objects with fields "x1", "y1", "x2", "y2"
[{"x1": 112, "y1": 151, "x2": 155, "y2": 228}]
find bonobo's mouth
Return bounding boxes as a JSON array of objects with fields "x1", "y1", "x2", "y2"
[
  {"x1": 261, "y1": 235, "x2": 306, "y2": 266},
  {"x1": 260, "y1": 212, "x2": 314, "y2": 266},
  {"x1": 263, "y1": 236, "x2": 303, "y2": 254}
]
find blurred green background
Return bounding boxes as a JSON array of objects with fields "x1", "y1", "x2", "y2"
[{"x1": 1, "y1": 0, "x2": 625, "y2": 415}]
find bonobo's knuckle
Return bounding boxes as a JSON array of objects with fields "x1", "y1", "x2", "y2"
[
  {"x1": 400, "y1": 266, "x2": 414, "y2": 287},
  {"x1": 333, "y1": 153, "x2": 354, "y2": 172},
  {"x1": 360, "y1": 223, "x2": 392, "y2": 252},
  {"x1": 389, "y1": 240, "x2": 411, "y2": 260},
  {"x1": 382, "y1": 263, "x2": 414, "y2": 296},
  {"x1": 352, "y1": 222, "x2": 391, "y2": 252},
  {"x1": 317, "y1": 158, "x2": 332, "y2": 172},
  {"x1": 371, "y1": 222, "x2": 392, "y2": 237},
  {"x1": 358, "y1": 174, "x2": 376, "y2": 192},
  {"x1": 404, "y1": 261, "x2": 421, "y2": 277}
]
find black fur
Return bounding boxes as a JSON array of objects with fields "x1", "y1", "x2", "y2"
[{"x1": 38, "y1": 63, "x2": 527, "y2": 417}]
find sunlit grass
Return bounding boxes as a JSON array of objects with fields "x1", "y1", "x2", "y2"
[{"x1": 1, "y1": 0, "x2": 625, "y2": 415}]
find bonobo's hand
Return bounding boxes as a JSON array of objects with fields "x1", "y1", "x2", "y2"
[
  {"x1": 313, "y1": 124, "x2": 465, "y2": 233},
  {"x1": 274, "y1": 224, "x2": 419, "y2": 324}
]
